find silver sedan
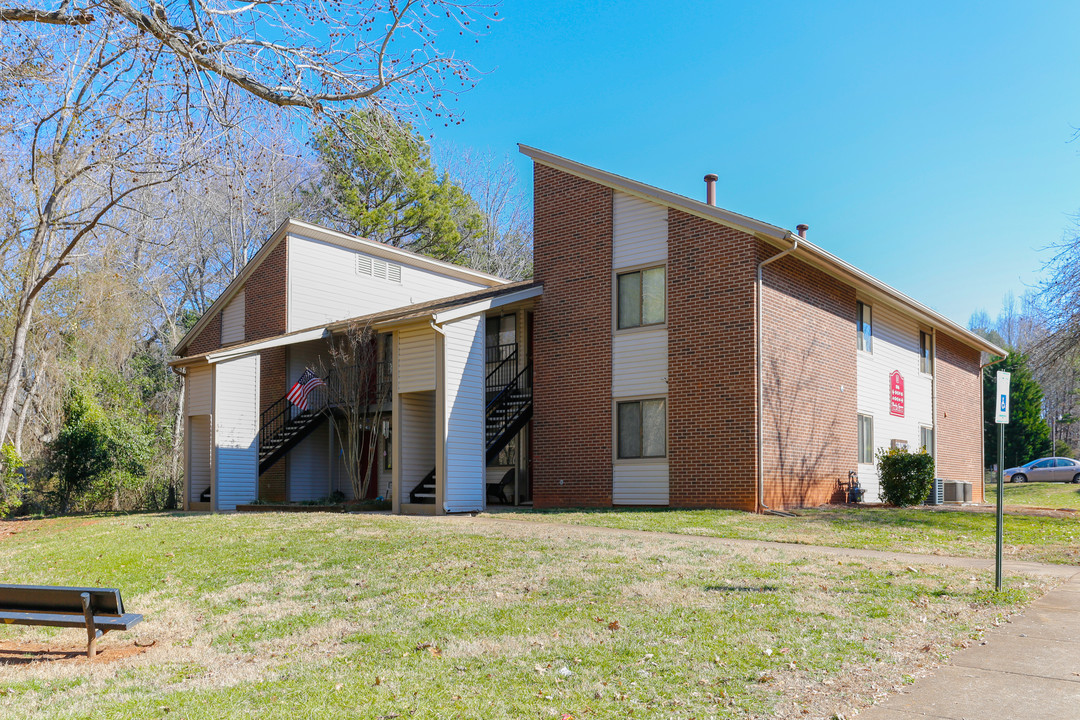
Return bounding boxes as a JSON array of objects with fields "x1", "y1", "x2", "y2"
[{"x1": 1004, "y1": 457, "x2": 1080, "y2": 484}]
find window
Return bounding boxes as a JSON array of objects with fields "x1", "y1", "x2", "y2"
[
  {"x1": 920, "y1": 426, "x2": 934, "y2": 455},
  {"x1": 617, "y1": 399, "x2": 666, "y2": 458},
  {"x1": 920, "y1": 331, "x2": 933, "y2": 375},
  {"x1": 1032, "y1": 459, "x2": 1054, "y2": 469},
  {"x1": 617, "y1": 267, "x2": 665, "y2": 329},
  {"x1": 858, "y1": 414, "x2": 874, "y2": 464},
  {"x1": 857, "y1": 301, "x2": 872, "y2": 352}
]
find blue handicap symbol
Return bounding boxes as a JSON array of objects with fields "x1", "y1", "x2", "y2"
[{"x1": 1000, "y1": 395, "x2": 1007, "y2": 412}]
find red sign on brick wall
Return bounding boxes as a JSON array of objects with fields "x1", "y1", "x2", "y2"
[{"x1": 889, "y1": 371, "x2": 905, "y2": 417}]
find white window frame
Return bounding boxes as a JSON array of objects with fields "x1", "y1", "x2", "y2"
[
  {"x1": 857, "y1": 301, "x2": 873, "y2": 353},
  {"x1": 858, "y1": 413, "x2": 874, "y2": 464},
  {"x1": 614, "y1": 264, "x2": 666, "y2": 332},
  {"x1": 614, "y1": 396, "x2": 668, "y2": 461}
]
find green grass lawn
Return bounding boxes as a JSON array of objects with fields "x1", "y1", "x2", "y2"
[
  {"x1": 985, "y1": 479, "x2": 1080, "y2": 511},
  {"x1": 505, "y1": 504, "x2": 1080, "y2": 565},
  {"x1": 0, "y1": 512, "x2": 1046, "y2": 720}
]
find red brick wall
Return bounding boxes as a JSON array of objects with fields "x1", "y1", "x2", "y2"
[
  {"x1": 531, "y1": 165, "x2": 613, "y2": 507},
  {"x1": 666, "y1": 211, "x2": 759, "y2": 510},
  {"x1": 760, "y1": 253, "x2": 857, "y2": 508},
  {"x1": 179, "y1": 237, "x2": 288, "y2": 357},
  {"x1": 245, "y1": 238, "x2": 288, "y2": 342},
  {"x1": 185, "y1": 313, "x2": 222, "y2": 357},
  {"x1": 935, "y1": 332, "x2": 984, "y2": 500},
  {"x1": 259, "y1": 347, "x2": 288, "y2": 502}
]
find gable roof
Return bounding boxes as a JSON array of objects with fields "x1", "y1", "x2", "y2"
[
  {"x1": 173, "y1": 218, "x2": 509, "y2": 356},
  {"x1": 170, "y1": 280, "x2": 542, "y2": 367},
  {"x1": 519, "y1": 144, "x2": 1006, "y2": 358}
]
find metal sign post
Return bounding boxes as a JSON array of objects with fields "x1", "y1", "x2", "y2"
[{"x1": 994, "y1": 371, "x2": 1011, "y2": 592}]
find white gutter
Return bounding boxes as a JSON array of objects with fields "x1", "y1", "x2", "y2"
[{"x1": 756, "y1": 232, "x2": 800, "y2": 514}]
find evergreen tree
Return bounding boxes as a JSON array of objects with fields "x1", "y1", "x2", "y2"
[
  {"x1": 309, "y1": 110, "x2": 483, "y2": 262},
  {"x1": 983, "y1": 350, "x2": 1051, "y2": 469}
]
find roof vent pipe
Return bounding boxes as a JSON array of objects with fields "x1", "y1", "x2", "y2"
[
  {"x1": 796, "y1": 224, "x2": 809, "y2": 238},
  {"x1": 704, "y1": 174, "x2": 718, "y2": 206}
]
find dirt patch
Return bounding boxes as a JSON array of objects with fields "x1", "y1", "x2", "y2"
[{"x1": 0, "y1": 640, "x2": 152, "y2": 666}]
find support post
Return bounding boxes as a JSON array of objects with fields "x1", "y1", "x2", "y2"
[
  {"x1": 80, "y1": 592, "x2": 100, "y2": 659},
  {"x1": 995, "y1": 422, "x2": 1004, "y2": 592}
]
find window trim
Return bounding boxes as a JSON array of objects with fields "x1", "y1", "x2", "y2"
[
  {"x1": 919, "y1": 330, "x2": 934, "y2": 376},
  {"x1": 858, "y1": 413, "x2": 874, "y2": 464},
  {"x1": 614, "y1": 263, "x2": 667, "y2": 333},
  {"x1": 613, "y1": 395, "x2": 668, "y2": 462},
  {"x1": 919, "y1": 424, "x2": 935, "y2": 456},
  {"x1": 856, "y1": 301, "x2": 873, "y2": 353}
]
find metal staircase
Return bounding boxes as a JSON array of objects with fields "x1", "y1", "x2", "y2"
[
  {"x1": 408, "y1": 348, "x2": 532, "y2": 504},
  {"x1": 258, "y1": 393, "x2": 327, "y2": 474}
]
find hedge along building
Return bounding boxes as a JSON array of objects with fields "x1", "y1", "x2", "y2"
[
  {"x1": 170, "y1": 149, "x2": 1003, "y2": 514},
  {"x1": 522, "y1": 145, "x2": 1005, "y2": 510},
  {"x1": 169, "y1": 218, "x2": 540, "y2": 514}
]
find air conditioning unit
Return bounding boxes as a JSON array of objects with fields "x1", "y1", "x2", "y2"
[
  {"x1": 943, "y1": 480, "x2": 962, "y2": 503},
  {"x1": 925, "y1": 478, "x2": 944, "y2": 506}
]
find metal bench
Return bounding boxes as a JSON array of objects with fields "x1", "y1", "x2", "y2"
[{"x1": 0, "y1": 584, "x2": 143, "y2": 658}]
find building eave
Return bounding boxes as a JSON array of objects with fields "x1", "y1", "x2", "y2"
[{"x1": 518, "y1": 144, "x2": 1006, "y2": 359}]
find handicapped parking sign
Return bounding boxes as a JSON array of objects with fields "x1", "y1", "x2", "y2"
[{"x1": 995, "y1": 371, "x2": 1011, "y2": 424}]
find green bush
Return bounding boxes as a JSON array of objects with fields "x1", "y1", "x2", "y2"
[
  {"x1": 0, "y1": 444, "x2": 26, "y2": 516},
  {"x1": 877, "y1": 446, "x2": 935, "y2": 506}
]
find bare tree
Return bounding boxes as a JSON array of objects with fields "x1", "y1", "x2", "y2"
[
  {"x1": 0, "y1": 0, "x2": 488, "y2": 458},
  {"x1": 0, "y1": 1, "x2": 486, "y2": 126},
  {"x1": 317, "y1": 322, "x2": 390, "y2": 500},
  {"x1": 439, "y1": 146, "x2": 533, "y2": 279}
]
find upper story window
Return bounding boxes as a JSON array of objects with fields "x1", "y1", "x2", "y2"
[
  {"x1": 920, "y1": 331, "x2": 933, "y2": 375},
  {"x1": 857, "y1": 301, "x2": 872, "y2": 353},
  {"x1": 617, "y1": 266, "x2": 665, "y2": 329}
]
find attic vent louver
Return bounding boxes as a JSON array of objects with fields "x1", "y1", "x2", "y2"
[{"x1": 356, "y1": 254, "x2": 402, "y2": 284}]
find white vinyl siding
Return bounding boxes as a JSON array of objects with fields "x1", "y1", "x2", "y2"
[
  {"x1": 441, "y1": 316, "x2": 485, "y2": 513},
  {"x1": 288, "y1": 422, "x2": 331, "y2": 502},
  {"x1": 398, "y1": 326, "x2": 436, "y2": 393},
  {"x1": 288, "y1": 340, "x2": 327, "y2": 384},
  {"x1": 613, "y1": 192, "x2": 667, "y2": 268},
  {"x1": 287, "y1": 234, "x2": 487, "y2": 332},
  {"x1": 220, "y1": 288, "x2": 245, "y2": 345},
  {"x1": 187, "y1": 415, "x2": 212, "y2": 505},
  {"x1": 214, "y1": 354, "x2": 259, "y2": 510},
  {"x1": 856, "y1": 303, "x2": 934, "y2": 501},
  {"x1": 186, "y1": 365, "x2": 212, "y2": 416},
  {"x1": 399, "y1": 391, "x2": 435, "y2": 505},
  {"x1": 611, "y1": 192, "x2": 669, "y2": 505},
  {"x1": 613, "y1": 464, "x2": 669, "y2": 505},
  {"x1": 613, "y1": 329, "x2": 668, "y2": 396}
]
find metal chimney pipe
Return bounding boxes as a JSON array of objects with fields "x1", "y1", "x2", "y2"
[
  {"x1": 796, "y1": 224, "x2": 809, "y2": 238},
  {"x1": 703, "y1": 174, "x2": 718, "y2": 206}
]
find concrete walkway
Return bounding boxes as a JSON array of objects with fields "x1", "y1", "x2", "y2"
[
  {"x1": 860, "y1": 574, "x2": 1080, "y2": 719},
  {"x1": 470, "y1": 515, "x2": 1080, "y2": 718}
]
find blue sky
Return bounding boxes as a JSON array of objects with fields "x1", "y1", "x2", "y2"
[{"x1": 430, "y1": 1, "x2": 1080, "y2": 326}]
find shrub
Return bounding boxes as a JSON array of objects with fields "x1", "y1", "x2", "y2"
[
  {"x1": 876, "y1": 446, "x2": 935, "y2": 507},
  {"x1": 0, "y1": 444, "x2": 26, "y2": 516}
]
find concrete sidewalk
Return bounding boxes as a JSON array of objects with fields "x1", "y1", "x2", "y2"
[{"x1": 861, "y1": 574, "x2": 1080, "y2": 719}]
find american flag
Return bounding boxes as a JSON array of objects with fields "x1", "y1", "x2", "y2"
[{"x1": 286, "y1": 368, "x2": 325, "y2": 411}]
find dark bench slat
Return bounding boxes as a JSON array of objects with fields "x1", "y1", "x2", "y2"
[
  {"x1": 0, "y1": 611, "x2": 142, "y2": 630},
  {"x1": 0, "y1": 585, "x2": 123, "y2": 615}
]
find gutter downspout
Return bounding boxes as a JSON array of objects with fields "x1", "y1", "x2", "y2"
[{"x1": 756, "y1": 232, "x2": 799, "y2": 515}]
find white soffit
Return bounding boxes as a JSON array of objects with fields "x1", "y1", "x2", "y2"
[
  {"x1": 206, "y1": 328, "x2": 329, "y2": 364},
  {"x1": 433, "y1": 285, "x2": 544, "y2": 324}
]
